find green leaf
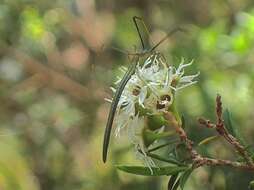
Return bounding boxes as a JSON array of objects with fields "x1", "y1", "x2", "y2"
[
  {"x1": 143, "y1": 129, "x2": 176, "y2": 147},
  {"x1": 168, "y1": 174, "x2": 179, "y2": 190},
  {"x1": 181, "y1": 115, "x2": 185, "y2": 128},
  {"x1": 147, "y1": 114, "x2": 167, "y2": 130},
  {"x1": 148, "y1": 139, "x2": 179, "y2": 152},
  {"x1": 116, "y1": 165, "x2": 188, "y2": 176},
  {"x1": 223, "y1": 109, "x2": 236, "y2": 137},
  {"x1": 242, "y1": 144, "x2": 254, "y2": 156},
  {"x1": 198, "y1": 135, "x2": 219, "y2": 146},
  {"x1": 179, "y1": 168, "x2": 193, "y2": 189},
  {"x1": 174, "y1": 143, "x2": 189, "y2": 161},
  {"x1": 223, "y1": 109, "x2": 245, "y2": 145},
  {"x1": 249, "y1": 180, "x2": 254, "y2": 190},
  {"x1": 147, "y1": 152, "x2": 184, "y2": 166},
  {"x1": 172, "y1": 178, "x2": 180, "y2": 190}
]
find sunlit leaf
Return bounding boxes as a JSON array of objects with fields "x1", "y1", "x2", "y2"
[
  {"x1": 199, "y1": 27, "x2": 220, "y2": 51},
  {"x1": 198, "y1": 135, "x2": 219, "y2": 146},
  {"x1": 232, "y1": 33, "x2": 249, "y2": 53}
]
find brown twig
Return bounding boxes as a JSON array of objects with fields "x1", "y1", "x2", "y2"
[
  {"x1": 199, "y1": 95, "x2": 253, "y2": 165},
  {"x1": 163, "y1": 112, "x2": 202, "y2": 162},
  {"x1": 163, "y1": 95, "x2": 254, "y2": 171},
  {"x1": 195, "y1": 157, "x2": 254, "y2": 170},
  {"x1": 11, "y1": 49, "x2": 98, "y2": 101},
  {"x1": 198, "y1": 118, "x2": 215, "y2": 128}
]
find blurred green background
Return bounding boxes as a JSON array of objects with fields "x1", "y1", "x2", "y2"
[{"x1": 0, "y1": 0, "x2": 254, "y2": 189}]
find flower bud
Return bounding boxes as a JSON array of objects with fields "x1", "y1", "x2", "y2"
[
  {"x1": 142, "y1": 128, "x2": 175, "y2": 147},
  {"x1": 146, "y1": 114, "x2": 167, "y2": 131}
]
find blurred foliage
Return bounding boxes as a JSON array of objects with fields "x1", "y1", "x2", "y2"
[{"x1": 0, "y1": 0, "x2": 254, "y2": 189}]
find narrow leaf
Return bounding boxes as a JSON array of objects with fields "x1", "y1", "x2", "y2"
[
  {"x1": 172, "y1": 178, "x2": 180, "y2": 190},
  {"x1": 143, "y1": 129, "x2": 176, "y2": 147},
  {"x1": 147, "y1": 152, "x2": 184, "y2": 166},
  {"x1": 223, "y1": 109, "x2": 236, "y2": 137},
  {"x1": 242, "y1": 144, "x2": 254, "y2": 156},
  {"x1": 179, "y1": 168, "x2": 193, "y2": 189},
  {"x1": 223, "y1": 109, "x2": 245, "y2": 145},
  {"x1": 148, "y1": 139, "x2": 179, "y2": 152},
  {"x1": 198, "y1": 135, "x2": 219, "y2": 146},
  {"x1": 116, "y1": 165, "x2": 187, "y2": 176},
  {"x1": 168, "y1": 174, "x2": 179, "y2": 190},
  {"x1": 181, "y1": 115, "x2": 185, "y2": 128}
]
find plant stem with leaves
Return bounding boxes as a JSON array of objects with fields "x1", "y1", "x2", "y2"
[{"x1": 164, "y1": 95, "x2": 254, "y2": 171}]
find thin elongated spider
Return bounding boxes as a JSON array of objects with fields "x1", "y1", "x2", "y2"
[{"x1": 102, "y1": 16, "x2": 185, "y2": 163}]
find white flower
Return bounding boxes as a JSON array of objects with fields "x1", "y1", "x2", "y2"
[
  {"x1": 168, "y1": 58, "x2": 200, "y2": 91},
  {"x1": 107, "y1": 53, "x2": 199, "y2": 168}
]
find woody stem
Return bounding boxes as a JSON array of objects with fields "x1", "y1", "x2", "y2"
[{"x1": 163, "y1": 110, "x2": 254, "y2": 171}]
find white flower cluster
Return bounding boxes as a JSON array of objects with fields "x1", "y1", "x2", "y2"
[{"x1": 107, "y1": 53, "x2": 199, "y2": 168}]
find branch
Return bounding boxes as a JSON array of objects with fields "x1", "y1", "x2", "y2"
[
  {"x1": 199, "y1": 95, "x2": 253, "y2": 165},
  {"x1": 11, "y1": 49, "x2": 102, "y2": 101},
  {"x1": 195, "y1": 157, "x2": 254, "y2": 171},
  {"x1": 163, "y1": 95, "x2": 254, "y2": 172}
]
